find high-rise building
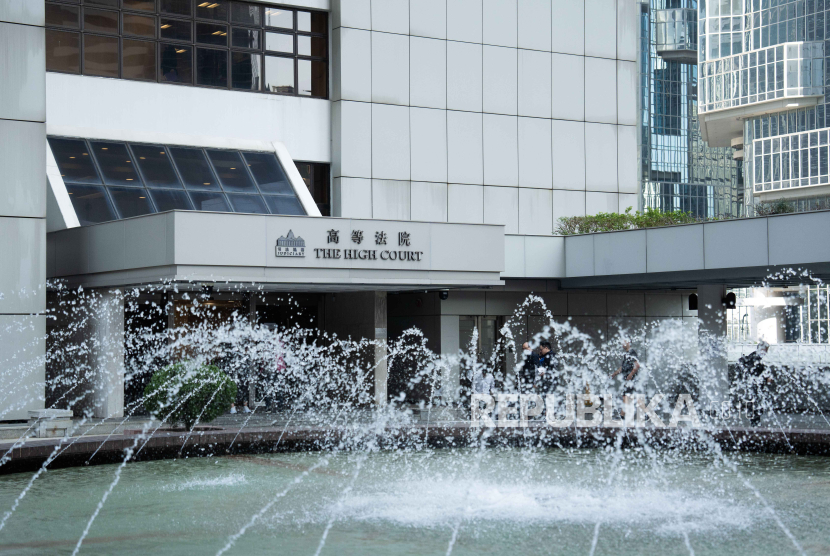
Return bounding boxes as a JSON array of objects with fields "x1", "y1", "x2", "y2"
[{"x1": 643, "y1": 0, "x2": 742, "y2": 218}]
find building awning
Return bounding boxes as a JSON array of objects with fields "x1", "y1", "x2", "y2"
[{"x1": 47, "y1": 211, "x2": 505, "y2": 291}]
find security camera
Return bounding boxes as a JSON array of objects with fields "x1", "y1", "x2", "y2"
[{"x1": 439, "y1": 290, "x2": 449, "y2": 301}]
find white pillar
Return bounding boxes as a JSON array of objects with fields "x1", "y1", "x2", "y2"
[
  {"x1": 697, "y1": 285, "x2": 728, "y2": 407},
  {"x1": 91, "y1": 290, "x2": 125, "y2": 419},
  {"x1": 440, "y1": 315, "x2": 461, "y2": 401},
  {"x1": 374, "y1": 291, "x2": 388, "y2": 406}
]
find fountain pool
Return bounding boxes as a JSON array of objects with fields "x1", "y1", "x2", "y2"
[{"x1": 0, "y1": 447, "x2": 828, "y2": 555}]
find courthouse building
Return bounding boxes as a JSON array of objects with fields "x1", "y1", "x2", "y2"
[{"x1": 10, "y1": 0, "x2": 827, "y2": 421}]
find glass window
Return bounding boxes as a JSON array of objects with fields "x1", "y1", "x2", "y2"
[
  {"x1": 160, "y1": 44, "x2": 192, "y2": 83},
  {"x1": 227, "y1": 193, "x2": 269, "y2": 213},
  {"x1": 83, "y1": 34, "x2": 119, "y2": 77},
  {"x1": 86, "y1": 0, "x2": 119, "y2": 9},
  {"x1": 65, "y1": 184, "x2": 117, "y2": 225},
  {"x1": 264, "y1": 55, "x2": 294, "y2": 93},
  {"x1": 189, "y1": 191, "x2": 231, "y2": 211},
  {"x1": 196, "y1": 22, "x2": 228, "y2": 45},
  {"x1": 231, "y1": 52, "x2": 261, "y2": 90},
  {"x1": 90, "y1": 141, "x2": 142, "y2": 185},
  {"x1": 149, "y1": 188, "x2": 193, "y2": 211},
  {"x1": 108, "y1": 186, "x2": 156, "y2": 218},
  {"x1": 170, "y1": 147, "x2": 221, "y2": 189},
  {"x1": 49, "y1": 138, "x2": 101, "y2": 184},
  {"x1": 123, "y1": 13, "x2": 155, "y2": 38},
  {"x1": 263, "y1": 195, "x2": 304, "y2": 215},
  {"x1": 122, "y1": 39, "x2": 156, "y2": 80},
  {"x1": 84, "y1": 8, "x2": 118, "y2": 34},
  {"x1": 231, "y1": 28, "x2": 260, "y2": 49},
  {"x1": 196, "y1": 0, "x2": 228, "y2": 21},
  {"x1": 123, "y1": 0, "x2": 156, "y2": 11},
  {"x1": 231, "y1": 2, "x2": 261, "y2": 26},
  {"x1": 160, "y1": 18, "x2": 191, "y2": 41},
  {"x1": 46, "y1": 3, "x2": 79, "y2": 28},
  {"x1": 161, "y1": 0, "x2": 191, "y2": 16},
  {"x1": 297, "y1": 35, "x2": 325, "y2": 58},
  {"x1": 295, "y1": 161, "x2": 329, "y2": 216},
  {"x1": 242, "y1": 152, "x2": 291, "y2": 194},
  {"x1": 131, "y1": 144, "x2": 182, "y2": 188},
  {"x1": 309, "y1": 11, "x2": 326, "y2": 34},
  {"x1": 46, "y1": 30, "x2": 81, "y2": 73},
  {"x1": 296, "y1": 11, "x2": 311, "y2": 32},
  {"x1": 266, "y1": 31, "x2": 293, "y2": 53},
  {"x1": 206, "y1": 150, "x2": 256, "y2": 191},
  {"x1": 196, "y1": 47, "x2": 228, "y2": 87},
  {"x1": 264, "y1": 7, "x2": 292, "y2": 29},
  {"x1": 298, "y1": 59, "x2": 325, "y2": 97}
]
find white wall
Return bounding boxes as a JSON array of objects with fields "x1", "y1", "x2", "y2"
[
  {"x1": 46, "y1": 73, "x2": 331, "y2": 163},
  {"x1": 331, "y1": 0, "x2": 640, "y2": 234}
]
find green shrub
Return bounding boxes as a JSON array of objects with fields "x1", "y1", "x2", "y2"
[
  {"x1": 143, "y1": 362, "x2": 237, "y2": 429},
  {"x1": 755, "y1": 198, "x2": 795, "y2": 216},
  {"x1": 555, "y1": 207, "x2": 697, "y2": 236}
]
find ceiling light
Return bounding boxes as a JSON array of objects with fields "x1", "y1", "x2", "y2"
[
  {"x1": 160, "y1": 24, "x2": 171, "y2": 29},
  {"x1": 127, "y1": 178, "x2": 133, "y2": 181},
  {"x1": 204, "y1": 182, "x2": 211, "y2": 185},
  {"x1": 230, "y1": 167, "x2": 236, "y2": 170},
  {"x1": 140, "y1": 157, "x2": 146, "y2": 159},
  {"x1": 69, "y1": 156, "x2": 75, "y2": 159},
  {"x1": 102, "y1": 147, "x2": 108, "y2": 150},
  {"x1": 139, "y1": 196, "x2": 146, "y2": 199},
  {"x1": 68, "y1": 191, "x2": 72, "y2": 194},
  {"x1": 175, "y1": 49, "x2": 186, "y2": 53},
  {"x1": 82, "y1": 153, "x2": 88, "y2": 156},
  {"x1": 198, "y1": 2, "x2": 210, "y2": 6},
  {"x1": 208, "y1": 3, "x2": 220, "y2": 7}
]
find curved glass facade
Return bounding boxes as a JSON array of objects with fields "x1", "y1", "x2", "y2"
[{"x1": 642, "y1": 0, "x2": 742, "y2": 219}]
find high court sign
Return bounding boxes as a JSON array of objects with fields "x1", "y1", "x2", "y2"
[{"x1": 47, "y1": 212, "x2": 505, "y2": 289}]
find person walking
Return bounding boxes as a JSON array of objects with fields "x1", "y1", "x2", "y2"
[
  {"x1": 611, "y1": 339, "x2": 640, "y2": 417},
  {"x1": 519, "y1": 342, "x2": 539, "y2": 395},
  {"x1": 735, "y1": 340, "x2": 772, "y2": 426},
  {"x1": 535, "y1": 341, "x2": 558, "y2": 395}
]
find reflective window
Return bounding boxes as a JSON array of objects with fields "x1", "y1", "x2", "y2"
[
  {"x1": 295, "y1": 161, "x2": 330, "y2": 216},
  {"x1": 149, "y1": 188, "x2": 193, "y2": 211},
  {"x1": 65, "y1": 184, "x2": 117, "y2": 225},
  {"x1": 91, "y1": 141, "x2": 142, "y2": 185},
  {"x1": 263, "y1": 195, "x2": 303, "y2": 215},
  {"x1": 45, "y1": 0, "x2": 327, "y2": 99},
  {"x1": 46, "y1": 29, "x2": 81, "y2": 74},
  {"x1": 51, "y1": 137, "x2": 309, "y2": 224},
  {"x1": 196, "y1": 47, "x2": 228, "y2": 87},
  {"x1": 160, "y1": 44, "x2": 192, "y2": 83},
  {"x1": 227, "y1": 193, "x2": 269, "y2": 214},
  {"x1": 169, "y1": 147, "x2": 220, "y2": 189},
  {"x1": 206, "y1": 150, "x2": 256, "y2": 192},
  {"x1": 131, "y1": 145, "x2": 182, "y2": 188},
  {"x1": 108, "y1": 186, "x2": 155, "y2": 218},
  {"x1": 243, "y1": 151, "x2": 291, "y2": 194},
  {"x1": 49, "y1": 138, "x2": 100, "y2": 184}
]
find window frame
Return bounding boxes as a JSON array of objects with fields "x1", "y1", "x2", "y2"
[{"x1": 45, "y1": 0, "x2": 328, "y2": 99}]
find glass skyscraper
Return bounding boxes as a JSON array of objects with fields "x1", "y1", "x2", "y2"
[{"x1": 642, "y1": 0, "x2": 743, "y2": 218}]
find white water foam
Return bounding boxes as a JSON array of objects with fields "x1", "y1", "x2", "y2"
[
  {"x1": 323, "y1": 479, "x2": 754, "y2": 535},
  {"x1": 166, "y1": 473, "x2": 248, "y2": 491}
]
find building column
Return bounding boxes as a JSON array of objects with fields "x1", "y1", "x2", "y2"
[
  {"x1": 697, "y1": 285, "x2": 728, "y2": 407},
  {"x1": 374, "y1": 291, "x2": 388, "y2": 407},
  {"x1": 440, "y1": 315, "x2": 461, "y2": 401},
  {"x1": 0, "y1": 3, "x2": 47, "y2": 421},
  {"x1": 91, "y1": 290, "x2": 125, "y2": 419}
]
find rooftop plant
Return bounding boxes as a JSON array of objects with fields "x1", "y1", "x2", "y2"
[{"x1": 555, "y1": 207, "x2": 697, "y2": 236}]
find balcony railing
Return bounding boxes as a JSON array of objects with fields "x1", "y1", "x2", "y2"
[
  {"x1": 700, "y1": 41, "x2": 824, "y2": 115},
  {"x1": 655, "y1": 8, "x2": 697, "y2": 64}
]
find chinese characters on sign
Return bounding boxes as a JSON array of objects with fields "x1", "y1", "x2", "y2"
[{"x1": 313, "y1": 229, "x2": 423, "y2": 261}]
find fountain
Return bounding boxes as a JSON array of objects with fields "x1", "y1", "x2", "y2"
[{"x1": 0, "y1": 281, "x2": 828, "y2": 555}]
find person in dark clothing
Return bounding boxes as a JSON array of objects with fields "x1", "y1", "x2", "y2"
[
  {"x1": 611, "y1": 339, "x2": 640, "y2": 417},
  {"x1": 735, "y1": 340, "x2": 772, "y2": 425},
  {"x1": 535, "y1": 341, "x2": 558, "y2": 395},
  {"x1": 519, "y1": 342, "x2": 539, "y2": 395}
]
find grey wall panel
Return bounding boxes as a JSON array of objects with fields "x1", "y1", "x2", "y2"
[
  {"x1": 568, "y1": 293, "x2": 607, "y2": 316},
  {"x1": 565, "y1": 234, "x2": 594, "y2": 277},
  {"x1": 439, "y1": 291, "x2": 486, "y2": 315},
  {"x1": 125, "y1": 213, "x2": 173, "y2": 270},
  {"x1": 54, "y1": 226, "x2": 89, "y2": 276},
  {"x1": 0, "y1": 120, "x2": 45, "y2": 218},
  {"x1": 524, "y1": 236, "x2": 564, "y2": 277},
  {"x1": 430, "y1": 223, "x2": 504, "y2": 272},
  {"x1": 0, "y1": 217, "x2": 45, "y2": 313},
  {"x1": 0, "y1": 314, "x2": 45, "y2": 420},
  {"x1": 594, "y1": 229, "x2": 646, "y2": 276},
  {"x1": 87, "y1": 221, "x2": 126, "y2": 274},
  {"x1": 173, "y1": 212, "x2": 268, "y2": 267},
  {"x1": 607, "y1": 293, "x2": 645, "y2": 316},
  {"x1": 769, "y1": 211, "x2": 830, "y2": 266},
  {"x1": 645, "y1": 294, "x2": 683, "y2": 317},
  {"x1": 703, "y1": 218, "x2": 768, "y2": 269},
  {"x1": 0, "y1": 1, "x2": 45, "y2": 26},
  {"x1": 0, "y1": 22, "x2": 45, "y2": 122},
  {"x1": 646, "y1": 225, "x2": 704, "y2": 273}
]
